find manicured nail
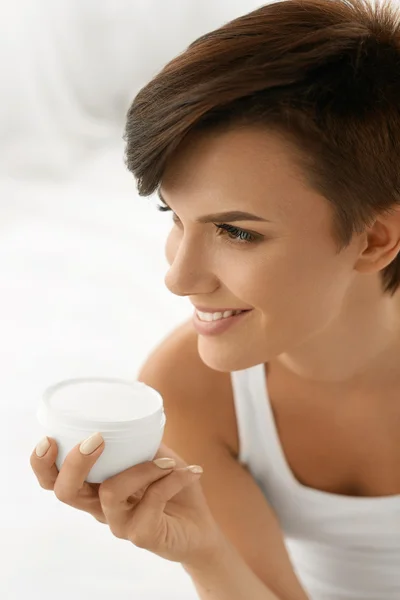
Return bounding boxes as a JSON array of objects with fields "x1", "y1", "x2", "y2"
[
  {"x1": 153, "y1": 458, "x2": 176, "y2": 469},
  {"x1": 36, "y1": 437, "x2": 50, "y2": 458},
  {"x1": 79, "y1": 432, "x2": 104, "y2": 455},
  {"x1": 186, "y1": 465, "x2": 203, "y2": 474}
]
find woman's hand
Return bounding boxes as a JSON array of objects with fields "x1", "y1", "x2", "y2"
[{"x1": 30, "y1": 434, "x2": 223, "y2": 565}]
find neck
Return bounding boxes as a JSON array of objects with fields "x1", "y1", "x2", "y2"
[{"x1": 277, "y1": 273, "x2": 400, "y2": 388}]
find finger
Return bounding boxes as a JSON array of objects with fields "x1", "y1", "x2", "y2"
[
  {"x1": 114, "y1": 447, "x2": 181, "y2": 510},
  {"x1": 153, "y1": 443, "x2": 187, "y2": 468},
  {"x1": 129, "y1": 467, "x2": 203, "y2": 548},
  {"x1": 141, "y1": 466, "x2": 203, "y2": 511},
  {"x1": 98, "y1": 443, "x2": 189, "y2": 537},
  {"x1": 30, "y1": 437, "x2": 59, "y2": 490},
  {"x1": 53, "y1": 432, "x2": 105, "y2": 506},
  {"x1": 98, "y1": 459, "x2": 176, "y2": 538}
]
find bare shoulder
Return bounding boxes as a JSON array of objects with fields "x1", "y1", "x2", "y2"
[{"x1": 137, "y1": 318, "x2": 239, "y2": 457}]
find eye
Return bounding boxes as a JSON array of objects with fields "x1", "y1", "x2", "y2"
[
  {"x1": 214, "y1": 224, "x2": 257, "y2": 243},
  {"x1": 156, "y1": 203, "x2": 261, "y2": 245},
  {"x1": 156, "y1": 203, "x2": 171, "y2": 213}
]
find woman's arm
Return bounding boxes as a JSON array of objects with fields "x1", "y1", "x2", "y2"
[
  {"x1": 138, "y1": 320, "x2": 309, "y2": 600},
  {"x1": 182, "y1": 532, "x2": 283, "y2": 600}
]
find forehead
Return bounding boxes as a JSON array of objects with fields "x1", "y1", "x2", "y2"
[{"x1": 161, "y1": 126, "x2": 330, "y2": 226}]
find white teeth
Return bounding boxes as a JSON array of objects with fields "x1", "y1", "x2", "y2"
[{"x1": 196, "y1": 310, "x2": 242, "y2": 322}]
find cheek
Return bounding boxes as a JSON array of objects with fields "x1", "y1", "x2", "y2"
[{"x1": 245, "y1": 241, "x2": 350, "y2": 319}]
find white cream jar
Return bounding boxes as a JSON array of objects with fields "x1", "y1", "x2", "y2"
[{"x1": 37, "y1": 377, "x2": 166, "y2": 483}]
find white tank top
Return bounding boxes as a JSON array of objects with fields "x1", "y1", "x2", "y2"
[{"x1": 230, "y1": 364, "x2": 400, "y2": 600}]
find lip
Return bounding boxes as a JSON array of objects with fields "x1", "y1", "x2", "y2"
[
  {"x1": 192, "y1": 305, "x2": 251, "y2": 313},
  {"x1": 192, "y1": 308, "x2": 252, "y2": 336}
]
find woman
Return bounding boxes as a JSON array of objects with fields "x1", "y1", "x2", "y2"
[{"x1": 30, "y1": 0, "x2": 400, "y2": 598}]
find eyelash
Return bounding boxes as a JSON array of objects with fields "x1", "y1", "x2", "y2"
[{"x1": 156, "y1": 204, "x2": 259, "y2": 245}]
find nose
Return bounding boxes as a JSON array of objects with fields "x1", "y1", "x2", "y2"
[{"x1": 164, "y1": 235, "x2": 217, "y2": 298}]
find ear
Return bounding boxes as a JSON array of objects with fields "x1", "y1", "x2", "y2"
[{"x1": 354, "y1": 207, "x2": 400, "y2": 274}]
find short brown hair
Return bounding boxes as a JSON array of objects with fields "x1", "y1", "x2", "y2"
[{"x1": 124, "y1": 0, "x2": 400, "y2": 294}]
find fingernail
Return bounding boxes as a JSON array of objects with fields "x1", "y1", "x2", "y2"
[
  {"x1": 36, "y1": 437, "x2": 50, "y2": 458},
  {"x1": 79, "y1": 432, "x2": 104, "y2": 455},
  {"x1": 186, "y1": 465, "x2": 203, "y2": 474},
  {"x1": 153, "y1": 458, "x2": 176, "y2": 469}
]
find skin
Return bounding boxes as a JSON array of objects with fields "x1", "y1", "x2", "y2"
[{"x1": 161, "y1": 126, "x2": 400, "y2": 394}]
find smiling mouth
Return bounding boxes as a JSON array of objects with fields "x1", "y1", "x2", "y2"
[
  {"x1": 195, "y1": 309, "x2": 251, "y2": 322},
  {"x1": 193, "y1": 308, "x2": 253, "y2": 335}
]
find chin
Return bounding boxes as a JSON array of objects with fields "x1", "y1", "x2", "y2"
[{"x1": 196, "y1": 337, "x2": 267, "y2": 373}]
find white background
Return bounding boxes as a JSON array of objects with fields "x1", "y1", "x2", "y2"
[{"x1": 0, "y1": 1, "x2": 264, "y2": 599}]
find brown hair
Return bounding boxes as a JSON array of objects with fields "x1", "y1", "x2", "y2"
[{"x1": 123, "y1": 0, "x2": 400, "y2": 294}]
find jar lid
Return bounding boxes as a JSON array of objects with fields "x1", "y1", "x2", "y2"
[{"x1": 38, "y1": 377, "x2": 165, "y2": 434}]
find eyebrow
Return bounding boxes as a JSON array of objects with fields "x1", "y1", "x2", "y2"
[{"x1": 157, "y1": 190, "x2": 271, "y2": 223}]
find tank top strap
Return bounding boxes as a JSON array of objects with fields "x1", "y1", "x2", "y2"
[
  {"x1": 229, "y1": 367, "x2": 253, "y2": 465},
  {"x1": 230, "y1": 364, "x2": 284, "y2": 468}
]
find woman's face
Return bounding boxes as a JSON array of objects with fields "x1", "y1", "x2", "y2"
[{"x1": 162, "y1": 126, "x2": 364, "y2": 373}]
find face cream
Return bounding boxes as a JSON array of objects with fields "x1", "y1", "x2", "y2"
[{"x1": 37, "y1": 377, "x2": 166, "y2": 483}]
